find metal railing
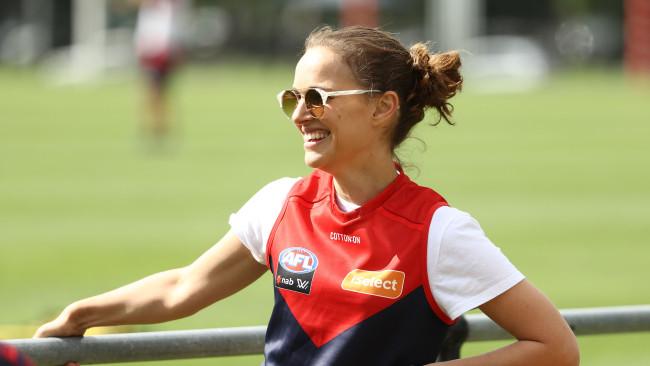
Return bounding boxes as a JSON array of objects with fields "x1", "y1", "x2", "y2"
[{"x1": 6, "y1": 305, "x2": 650, "y2": 366}]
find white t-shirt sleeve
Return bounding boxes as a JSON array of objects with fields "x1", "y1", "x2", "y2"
[
  {"x1": 427, "y1": 206, "x2": 525, "y2": 320},
  {"x1": 228, "y1": 177, "x2": 300, "y2": 264}
]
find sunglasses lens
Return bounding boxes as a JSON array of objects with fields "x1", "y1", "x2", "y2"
[
  {"x1": 280, "y1": 90, "x2": 298, "y2": 117},
  {"x1": 305, "y1": 88, "x2": 325, "y2": 118}
]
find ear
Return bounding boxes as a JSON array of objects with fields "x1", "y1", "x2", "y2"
[{"x1": 371, "y1": 91, "x2": 400, "y2": 127}]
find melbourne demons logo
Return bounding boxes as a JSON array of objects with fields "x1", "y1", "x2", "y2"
[{"x1": 276, "y1": 247, "x2": 318, "y2": 294}]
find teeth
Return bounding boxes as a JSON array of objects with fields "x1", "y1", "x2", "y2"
[{"x1": 304, "y1": 131, "x2": 330, "y2": 141}]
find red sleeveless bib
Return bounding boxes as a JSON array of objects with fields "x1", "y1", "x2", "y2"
[{"x1": 264, "y1": 169, "x2": 453, "y2": 365}]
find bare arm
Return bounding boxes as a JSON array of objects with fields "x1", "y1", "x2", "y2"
[
  {"x1": 35, "y1": 231, "x2": 267, "y2": 337},
  {"x1": 431, "y1": 280, "x2": 579, "y2": 366}
]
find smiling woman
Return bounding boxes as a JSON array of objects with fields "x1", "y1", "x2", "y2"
[
  {"x1": 34, "y1": 26, "x2": 578, "y2": 366},
  {"x1": 279, "y1": 26, "x2": 464, "y2": 201}
]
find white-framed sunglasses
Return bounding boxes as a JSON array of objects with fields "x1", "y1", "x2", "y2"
[{"x1": 276, "y1": 87, "x2": 382, "y2": 119}]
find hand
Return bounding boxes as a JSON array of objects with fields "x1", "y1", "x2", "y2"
[
  {"x1": 33, "y1": 308, "x2": 86, "y2": 338},
  {"x1": 34, "y1": 310, "x2": 85, "y2": 365}
]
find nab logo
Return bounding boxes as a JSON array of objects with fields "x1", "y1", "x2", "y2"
[
  {"x1": 275, "y1": 247, "x2": 319, "y2": 295},
  {"x1": 279, "y1": 247, "x2": 318, "y2": 274}
]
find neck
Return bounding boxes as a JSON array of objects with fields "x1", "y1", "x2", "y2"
[{"x1": 330, "y1": 158, "x2": 398, "y2": 206}]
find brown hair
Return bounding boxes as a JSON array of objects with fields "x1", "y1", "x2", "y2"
[{"x1": 305, "y1": 25, "x2": 463, "y2": 151}]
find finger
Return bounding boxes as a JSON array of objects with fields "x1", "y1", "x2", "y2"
[
  {"x1": 33, "y1": 323, "x2": 59, "y2": 338},
  {"x1": 33, "y1": 326, "x2": 49, "y2": 338}
]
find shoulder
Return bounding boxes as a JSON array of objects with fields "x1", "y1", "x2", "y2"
[
  {"x1": 430, "y1": 206, "x2": 472, "y2": 232},
  {"x1": 286, "y1": 170, "x2": 330, "y2": 203},
  {"x1": 232, "y1": 177, "x2": 300, "y2": 222},
  {"x1": 427, "y1": 206, "x2": 525, "y2": 319},
  {"x1": 429, "y1": 206, "x2": 492, "y2": 253},
  {"x1": 229, "y1": 177, "x2": 301, "y2": 264},
  {"x1": 258, "y1": 177, "x2": 301, "y2": 197},
  {"x1": 427, "y1": 206, "x2": 475, "y2": 260},
  {"x1": 382, "y1": 177, "x2": 448, "y2": 225}
]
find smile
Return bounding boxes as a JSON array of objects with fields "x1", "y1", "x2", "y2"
[
  {"x1": 303, "y1": 130, "x2": 330, "y2": 142},
  {"x1": 302, "y1": 130, "x2": 331, "y2": 146}
]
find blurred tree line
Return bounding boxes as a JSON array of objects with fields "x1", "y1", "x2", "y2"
[
  {"x1": 190, "y1": 0, "x2": 623, "y2": 61},
  {"x1": 0, "y1": 0, "x2": 624, "y2": 64}
]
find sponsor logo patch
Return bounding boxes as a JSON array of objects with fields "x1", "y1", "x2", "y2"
[
  {"x1": 329, "y1": 231, "x2": 361, "y2": 244},
  {"x1": 341, "y1": 269, "x2": 405, "y2": 299},
  {"x1": 275, "y1": 247, "x2": 318, "y2": 294}
]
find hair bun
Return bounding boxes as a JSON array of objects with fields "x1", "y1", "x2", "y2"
[
  {"x1": 408, "y1": 43, "x2": 463, "y2": 123},
  {"x1": 409, "y1": 43, "x2": 432, "y2": 73}
]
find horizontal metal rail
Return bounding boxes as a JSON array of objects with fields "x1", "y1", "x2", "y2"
[
  {"x1": 7, "y1": 326, "x2": 267, "y2": 366},
  {"x1": 466, "y1": 305, "x2": 650, "y2": 341},
  {"x1": 5, "y1": 305, "x2": 650, "y2": 366}
]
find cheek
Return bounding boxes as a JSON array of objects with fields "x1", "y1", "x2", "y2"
[
  {"x1": 331, "y1": 103, "x2": 372, "y2": 129},
  {"x1": 325, "y1": 101, "x2": 379, "y2": 148},
  {"x1": 332, "y1": 117, "x2": 376, "y2": 149}
]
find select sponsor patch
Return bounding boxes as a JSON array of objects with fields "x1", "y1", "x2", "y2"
[
  {"x1": 275, "y1": 247, "x2": 318, "y2": 294},
  {"x1": 341, "y1": 269, "x2": 405, "y2": 299}
]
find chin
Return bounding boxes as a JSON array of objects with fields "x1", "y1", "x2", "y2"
[
  {"x1": 304, "y1": 157, "x2": 322, "y2": 169},
  {"x1": 304, "y1": 152, "x2": 330, "y2": 171}
]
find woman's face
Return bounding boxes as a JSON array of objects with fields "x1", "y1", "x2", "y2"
[{"x1": 290, "y1": 46, "x2": 387, "y2": 173}]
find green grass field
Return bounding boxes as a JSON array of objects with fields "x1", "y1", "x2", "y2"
[{"x1": 1, "y1": 62, "x2": 649, "y2": 365}]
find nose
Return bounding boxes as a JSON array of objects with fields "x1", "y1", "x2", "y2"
[{"x1": 292, "y1": 98, "x2": 314, "y2": 125}]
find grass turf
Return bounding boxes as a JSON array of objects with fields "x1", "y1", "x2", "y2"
[{"x1": 0, "y1": 63, "x2": 649, "y2": 365}]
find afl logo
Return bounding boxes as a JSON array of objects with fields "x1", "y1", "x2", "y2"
[{"x1": 279, "y1": 247, "x2": 318, "y2": 274}]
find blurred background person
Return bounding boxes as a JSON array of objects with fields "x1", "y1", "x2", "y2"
[
  {"x1": 0, "y1": 343, "x2": 34, "y2": 366},
  {"x1": 132, "y1": 0, "x2": 189, "y2": 143}
]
